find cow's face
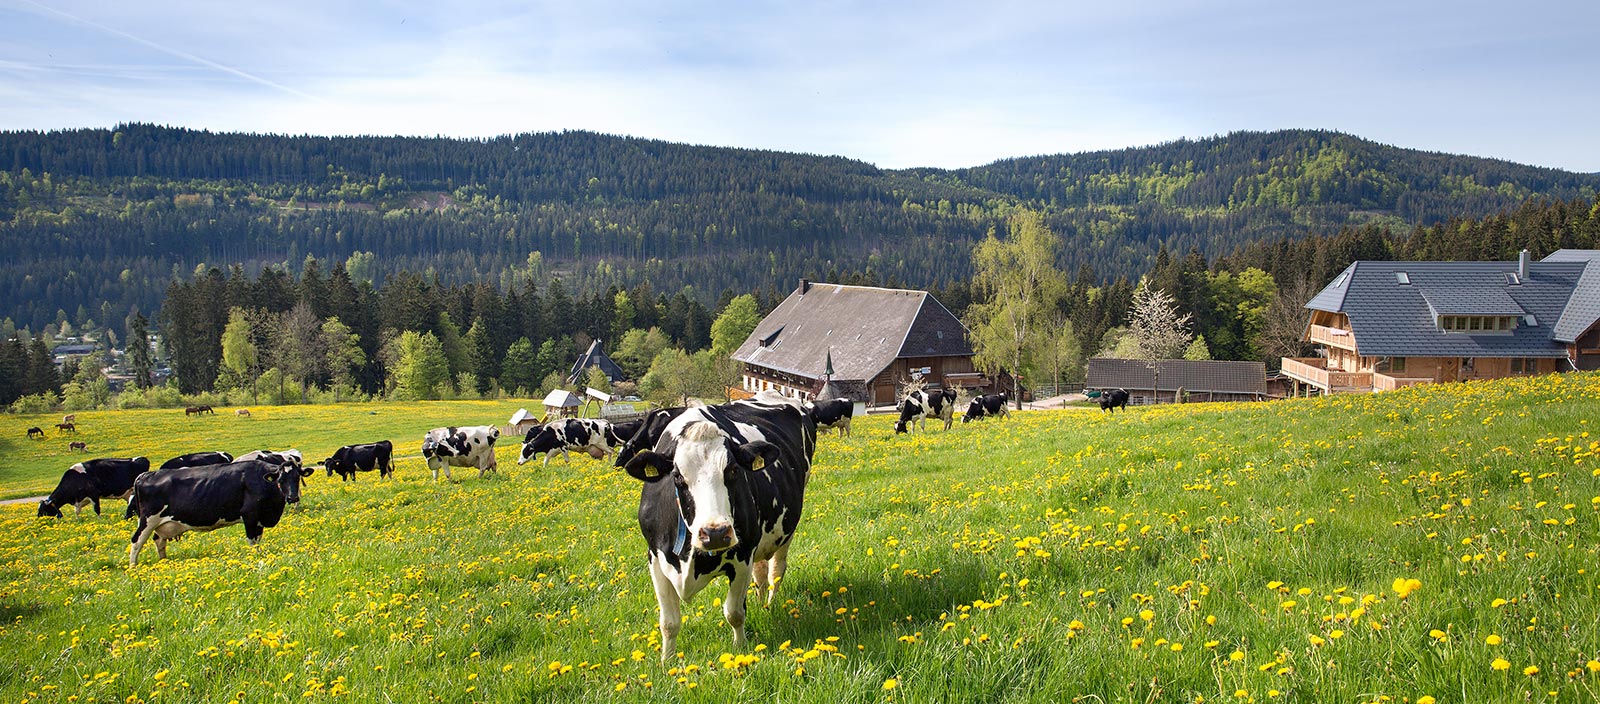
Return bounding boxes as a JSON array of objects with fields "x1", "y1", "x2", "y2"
[
  {"x1": 267, "y1": 464, "x2": 308, "y2": 504},
  {"x1": 894, "y1": 420, "x2": 908, "y2": 434},
  {"x1": 37, "y1": 500, "x2": 62, "y2": 518},
  {"x1": 518, "y1": 426, "x2": 561, "y2": 465},
  {"x1": 624, "y1": 421, "x2": 779, "y2": 554}
]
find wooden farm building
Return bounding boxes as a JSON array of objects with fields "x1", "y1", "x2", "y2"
[
  {"x1": 1282, "y1": 249, "x2": 1600, "y2": 394},
  {"x1": 731, "y1": 280, "x2": 983, "y2": 405},
  {"x1": 1086, "y1": 358, "x2": 1268, "y2": 404}
]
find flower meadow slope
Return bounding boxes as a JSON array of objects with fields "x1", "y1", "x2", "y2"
[{"x1": 2, "y1": 374, "x2": 1598, "y2": 703}]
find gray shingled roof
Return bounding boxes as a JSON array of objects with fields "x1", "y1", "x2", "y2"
[
  {"x1": 732, "y1": 283, "x2": 973, "y2": 382},
  {"x1": 1542, "y1": 250, "x2": 1600, "y2": 263},
  {"x1": 1417, "y1": 287, "x2": 1525, "y2": 316},
  {"x1": 1553, "y1": 260, "x2": 1600, "y2": 343},
  {"x1": 1304, "y1": 257, "x2": 1597, "y2": 357},
  {"x1": 1086, "y1": 358, "x2": 1266, "y2": 395}
]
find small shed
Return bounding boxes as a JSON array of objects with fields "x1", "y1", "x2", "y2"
[
  {"x1": 1086, "y1": 358, "x2": 1267, "y2": 404},
  {"x1": 542, "y1": 389, "x2": 581, "y2": 419}
]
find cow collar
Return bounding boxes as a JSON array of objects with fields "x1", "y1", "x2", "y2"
[{"x1": 672, "y1": 484, "x2": 691, "y2": 560}]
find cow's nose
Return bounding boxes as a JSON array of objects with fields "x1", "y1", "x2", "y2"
[{"x1": 698, "y1": 523, "x2": 735, "y2": 552}]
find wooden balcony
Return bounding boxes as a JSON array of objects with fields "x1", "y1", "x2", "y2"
[
  {"x1": 1280, "y1": 357, "x2": 1373, "y2": 392},
  {"x1": 1307, "y1": 324, "x2": 1357, "y2": 351},
  {"x1": 1372, "y1": 373, "x2": 1432, "y2": 392}
]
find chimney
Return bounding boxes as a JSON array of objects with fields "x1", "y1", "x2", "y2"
[
  {"x1": 799, "y1": 278, "x2": 811, "y2": 294},
  {"x1": 1518, "y1": 249, "x2": 1530, "y2": 280}
]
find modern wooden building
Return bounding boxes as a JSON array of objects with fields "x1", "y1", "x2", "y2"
[
  {"x1": 1282, "y1": 249, "x2": 1600, "y2": 394},
  {"x1": 731, "y1": 280, "x2": 981, "y2": 405}
]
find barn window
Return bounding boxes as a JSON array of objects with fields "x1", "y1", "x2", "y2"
[{"x1": 1391, "y1": 357, "x2": 1407, "y2": 373}]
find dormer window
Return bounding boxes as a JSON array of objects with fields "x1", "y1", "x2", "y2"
[{"x1": 1439, "y1": 315, "x2": 1517, "y2": 333}]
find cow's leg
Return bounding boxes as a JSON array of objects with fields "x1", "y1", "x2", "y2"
[
  {"x1": 752, "y1": 559, "x2": 771, "y2": 604},
  {"x1": 92, "y1": 498, "x2": 102, "y2": 516},
  {"x1": 841, "y1": 417, "x2": 851, "y2": 438},
  {"x1": 129, "y1": 515, "x2": 154, "y2": 566},
  {"x1": 764, "y1": 542, "x2": 792, "y2": 607},
  {"x1": 648, "y1": 557, "x2": 682, "y2": 664},
  {"x1": 154, "y1": 535, "x2": 168, "y2": 560},
  {"x1": 724, "y1": 565, "x2": 753, "y2": 649},
  {"x1": 245, "y1": 520, "x2": 264, "y2": 546}
]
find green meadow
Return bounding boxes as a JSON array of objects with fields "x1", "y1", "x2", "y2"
[{"x1": 2, "y1": 374, "x2": 1597, "y2": 703}]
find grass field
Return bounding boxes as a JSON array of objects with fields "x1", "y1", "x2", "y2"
[{"x1": 2, "y1": 374, "x2": 1598, "y2": 703}]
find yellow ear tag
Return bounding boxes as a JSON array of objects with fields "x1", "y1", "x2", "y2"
[
  {"x1": 750, "y1": 456, "x2": 765, "y2": 471},
  {"x1": 644, "y1": 465, "x2": 660, "y2": 478}
]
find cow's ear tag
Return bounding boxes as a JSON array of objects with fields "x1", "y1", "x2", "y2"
[
  {"x1": 749, "y1": 456, "x2": 765, "y2": 471},
  {"x1": 644, "y1": 465, "x2": 660, "y2": 478}
]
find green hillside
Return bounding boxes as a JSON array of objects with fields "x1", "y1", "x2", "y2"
[
  {"x1": 2, "y1": 126, "x2": 1597, "y2": 331},
  {"x1": 2, "y1": 373, "x2": 1597, "y2": 702}
]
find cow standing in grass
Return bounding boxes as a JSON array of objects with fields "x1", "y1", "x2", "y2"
[
  {"x1": 1099, "y1": 388, "x2": 1130, "y2": 413},
  {"x1": 962, "y1": 392, "x2": 1010, "y2": 423},
  {"x1": 38, "y1": 457, "x2": 151, "y2": 518},
  {"x1": 128, "y1": 459, "x2": 304, "y2": 565},
  {"x1": 808, "y1": 399, "x2": 854, "y2": 437},
  {"x1": 422, "y1": 426, "x2": 500, "y2": 481},
  {"x1": 324, "y1": 441, "x2": 395, "y2": 481},
  {"x1": 621, "y1": 392, "x2": 816, "y2": 662},
  {"x1": 895, "y1": 388, "x2": 958, "y2": 433}
]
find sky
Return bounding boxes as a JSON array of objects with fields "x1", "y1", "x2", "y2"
[{"x1": 2, "y1": 0, "x2": 1597, "y2": 172}]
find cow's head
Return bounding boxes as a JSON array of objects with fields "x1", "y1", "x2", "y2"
[
  {"x1": 518, "y1": 425, "x2": 562, "y2": 465},
  {"x1": 37, "y1": 499, "x2": 62, "y2": 518},
  {"x1": 255, "y1": 461, "x2": 308, "y2": 504},
  {"x1": 893, "y1": 420, "x2": 909, "y2": 434},
  {"x1": 613, "y1": 408, "x2": 684, "y2": 469},
  {"x1": 623, "y1": 421, "x2": 779, "y2": 554}
]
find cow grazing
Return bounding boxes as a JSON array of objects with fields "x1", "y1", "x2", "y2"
[
  {"x1": 324, "y1": 440, "x2": 395, "y2": 481},
  {"x1": 613, "y1": 407, "x2": 690, "y2": 469},
  {"x1": 894, "y1": 388, "x2": 958, "y2": 433},
  {"x1": 68, "y1": 441, "x2": 87, "y2": 452},
  {"x1": 518, "y1": 418, "x2": 622, "y2": 466},
  {"x1": 421, "y1": 426, "x2": 500, "y2": 481},
  {"x1": 27, "y1": 426, "x2": 45, "y2": 439},
  {"x1": 621, "y1": 392, "x2": 816, "y2": 661},
  {"x1": 1099, "y1": 388, "x2": 1130, "y2": 413},
  {"x1": 235, "y1": 409, "x2": 251, "y2": 417},
  {"x1": 160, "y1": 451, "x2": 235, "y2": 470},
  {"x1": 962, "y1": 392, "x2": 1011, "y2": 423},
  {"x1": 809, "y1": 398, "x2": 855, "y2": 437},
  {"x1": 37, "y1": 457, "x2": 151, "y2": 518},
  {"x1": 128, "y1": 459, "x2": 301, "y2": 565}
]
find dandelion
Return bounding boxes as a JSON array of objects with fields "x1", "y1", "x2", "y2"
[
  {"x1": 1491, "y1": 658, "x2": 1511, "y2": 671},
  {"x1": 883, "y1": 678, "x2": 899, "y2": 690},
  {"x1": 1485, "y1": 634, "x2": 1501, "y2": 645},
  {"x1": 1417, "y1": 697, "x2": 1436, "y2": 704},
  {"x1": 1523, "y1": 665, "x2": 1539, "y2": 676},
  {"x1": 1392, "y1": 578, "x2": 1422, "y2": 599}
]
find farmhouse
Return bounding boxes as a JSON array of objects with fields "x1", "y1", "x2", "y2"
[
  {"x1": 1281, "y1": 249, "x2": 1600, "y2": 394},
  {"x1": 1087, "y1": 358, "x2": 1268, "y2": 404},
  {"x1": 566, "y1": 339, "x2": 626, "y2": 384},
  {"x1": 731, "y1": 280, "x2": 981, "y2": 405}
]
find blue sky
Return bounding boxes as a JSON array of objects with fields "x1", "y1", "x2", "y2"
[{"x1": 2, "y1": 0, "x2": 1597, "y2": 171}]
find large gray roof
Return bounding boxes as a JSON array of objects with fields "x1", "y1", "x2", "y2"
[
  {"x1": 1305, "y1": 255, "x2": 1600, "y2": 357},
  {"x1": 1552, "y1": 261, "x2": 1600, "y2": 343},
  {"x1": 1087, "y1": 358, "x2": 1266, "y2": 395},
  {"x1": 732, "y1": 282, "x2": 973, "y2": 382}
]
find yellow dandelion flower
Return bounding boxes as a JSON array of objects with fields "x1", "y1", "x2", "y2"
[
  {"x1": 1491, "y1": 658, "x2": 1510, "y2": 671},
  {"x1": 1485, "y1": 634, "x2": 1501, "y2": 645},
  {"x1": 883, "y1": 678, "x2": 899, "y2": 691},
  {"x1": 1524, "y1": 665, "x2": 1539, "y2": 676}
]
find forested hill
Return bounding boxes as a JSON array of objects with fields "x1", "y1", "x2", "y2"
[{"x1": 3, "y1": 125, "x2": 1597, "y2": 331}]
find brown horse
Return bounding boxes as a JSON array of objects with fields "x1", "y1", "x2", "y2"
[
  {"x1": 56, "y1": 422, "x2": 76, "y2": 433},
  {"x1": 27, "y1": 426, "x2": 45, "y2": 439}
]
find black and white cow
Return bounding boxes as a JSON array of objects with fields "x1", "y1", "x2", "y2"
[
  {"x1": 237, "y1": 449, "x2": 305, "y2": 473},
  {"x1": 128, "y1": 459, "x2": 302, "y2": 565},
  {"x1": 518, "y1": 418, "x2": 624, "y2": 466},
  {"x1": 1099, "y1": 388, "x2": 1130, "y2": 413},
  {"x1": 421, "y1": 426, "x2": 500, "y2": 481},
  {"x1": 613, "y1": 407, "x2": 690, "y2": 469},
  {"x1": 962, "y1": 391, "x2": 1011, "y2": 423},
  {"x1": 38, "y1": 457, "x2": 151, "y2": 518},
  {"x1": 159, "y1": 451, "x2": 234, "y2": 470},
  {"x1": 894, "y1": 388, "x2": 959, "y2": 433},
  {"x1": 323, "y1": 440, "x2": 394, "y2": 481},
  {"x1": 621, "y1": 391, "x2": 816, "y2": 661},
  {"x1": 809, "y1": 399, "x2": 855, "y2": 437}
]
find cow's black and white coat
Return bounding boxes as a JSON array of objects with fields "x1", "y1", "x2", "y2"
[
  {"x1": 128, "y1": 459, "x2": 305, "y2": 565},
  {"x1": 518, "y1": 418, "x2": 629, "y2": 466},
  {"x1": 621, "y1": 391, "x2": 816, "y2": 661},
  {"x1": 808, "y1": 399, "x2": 854, "y2": 437},
  {"x1": 324, "y1": 441, "x2": 394, "y2": 481},
  {"x1": 613, "y1": 408, "x2": 690, "y2": 469},
  {"x1": 38, "y1": 457, "x2": 151, "y2": 518},
  {"x1": 962, "y1": 392, "x2": 1011, "y2": 423},
  {"x1": 895, "y1": 388, "x2": 959, "y2": 433},
  {"x1": 159, "y1": 451, "x2": 234, "y2": 470},
  {"x1": 1099, "y1": 388, "x2": 1130, "y2": 413},
  {"x1": 421, "y1": 426, "x2": 499, "y2": 480}
]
